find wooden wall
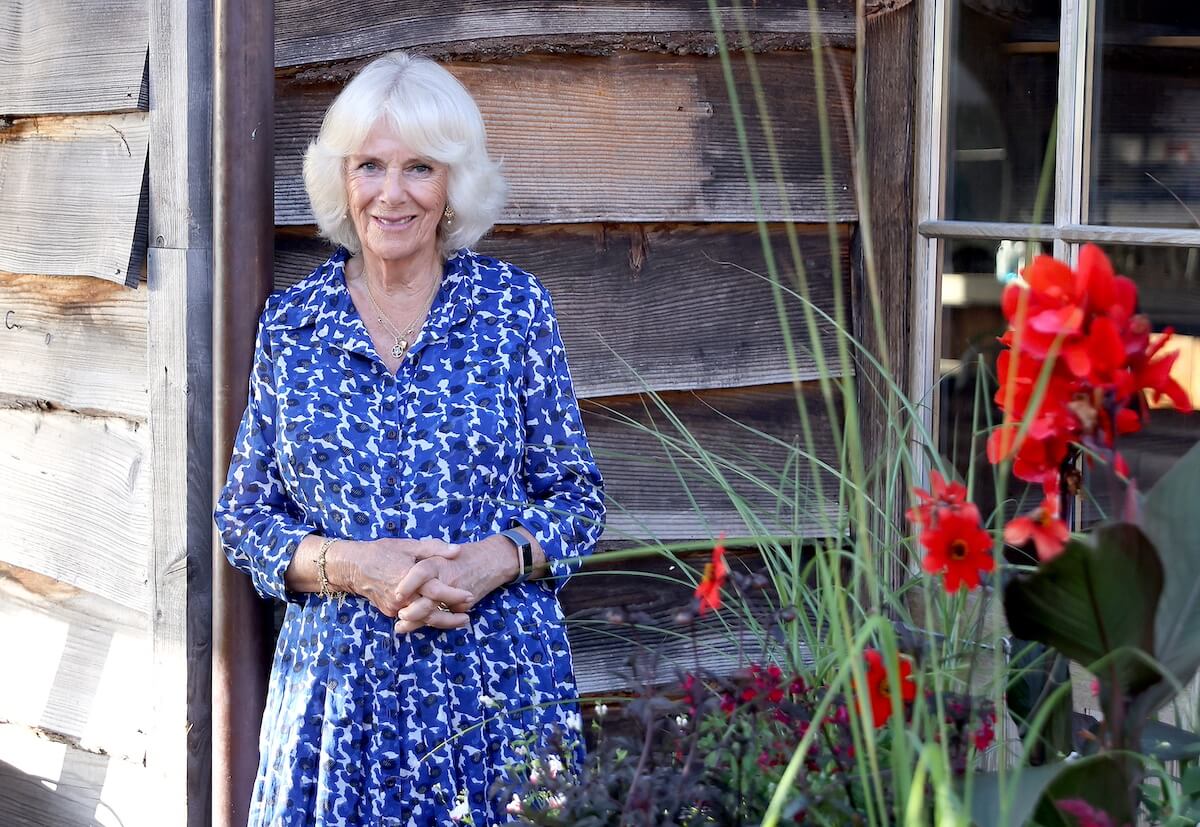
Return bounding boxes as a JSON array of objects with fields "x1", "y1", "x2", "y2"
[
  {"x1": 0, "y1": 3, "x2": 156, "y2": 825},
  {"x1": 270, "y1": 0, "x2": 919, "y2": 693}
]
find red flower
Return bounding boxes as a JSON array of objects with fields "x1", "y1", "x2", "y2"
[
  {"x1": 694, "y1": 537, "x2": 728, "y2": 615},
  {"x1": 919, "y1": 509, "x2": 995, "y2": 592},
  {"x1": 906, "y1": 470, "x2": 974, "y2": 528},
  {"x1": 1004, "y1": 497, "x2": 1071, "y2": 561},
  {"x1": 858, "y1": 649, "x2": 916, "y2": 727}
]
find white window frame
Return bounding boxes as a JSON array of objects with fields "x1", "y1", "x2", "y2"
[{"x1": 910, "y1": 0, "x2": 1200, "y2": 463}]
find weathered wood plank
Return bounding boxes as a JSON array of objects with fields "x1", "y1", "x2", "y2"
[
  {"x1": 0, "y1": 563, "x2": 149, "y2": 762},
  {"x1": 562, "y1": 550, "x2": 802, "y2": 694},
  {"x1": 859, "y1": 2, "x2": 918, "y2": 592},
  {"x1": 0, "y1": 272, "x2": 147, "y2": 420},
  {"x1": 148, "y1": 0, "x2": 214, "y2": 821},
  {"x1": 275, "y1": 51, "x2": 856, "y2": 226},
  {"x1": 0, "y1": 1, "x2": 148, "y2": 116},
  {"x1": 274, "y1": 0, "x2": 856, "y2": 68},
  {"x1": 584, "y1": 384, "x2": 842, "y2": 542},
  {"x1": 0, "y1": 113, "x2": 149, "y2": 285},
  {"x1": 0, "y1": 408, "x2": 150, "y2": 613},
  {"x1": 0, "y1": 722, "x2": 150, "y2": 827},
  {"x1": 276, "y1": 223, "x2": 853, "y2": 396}
]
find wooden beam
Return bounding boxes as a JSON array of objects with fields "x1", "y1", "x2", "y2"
[
  {"x1": 0, "y1": 721, "x2": 150, "y2": 827},
  {"x1": 276, "y1": 223, "x2": 854, "y2": 397},
  {"x1": 274, "y1": 51, "x2": 857, "y2": 226},
  {"x1": 0, "y1": 113, "x2": 149, "y2": 285},
  {"x1": 584, "y1": 384, "x2": 842, "y2": 542},
  {"x1": 0, "y1": 408, "x2": 150, "y2": 613},
  {"x1": 147, "y1": 0, "x2": 213, "y2": 823},
  {"x1": 0, "y1": 0, "x2": 148, "y2": 117},
  {"x1": 0, "y1": 272, "x2": 147, "y2": 421},
  {"x1": 274, "y1": 0, "x2": 856, "y2": 68},
  {"x1": 858, "y1": 1, "x2": 918, "y2": 592},
  {"x1": 0, "y1": 563, "x2": 150, "y2": 762}
]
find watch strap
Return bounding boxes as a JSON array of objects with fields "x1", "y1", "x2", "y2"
[{"x1": 499, "y1": 528, "x2": 534, "y2": 584}]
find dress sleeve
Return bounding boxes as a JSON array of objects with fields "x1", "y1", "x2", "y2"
[
  {"x1": 502, "y1": 289, "x2": 606, "y2": 594},
  {"x1": 213, "y1": 305, "x2": 313, "y2": 604}
]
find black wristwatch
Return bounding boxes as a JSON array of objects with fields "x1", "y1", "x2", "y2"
[{"x1": 499, "y1": 528, "x2": 534, "y2": 585}]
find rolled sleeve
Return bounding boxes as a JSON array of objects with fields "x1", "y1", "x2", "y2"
[
  {"x1": 499, "y1": 289, "x2": 605, "y2": 594},
  {"x1": 213, "y1": 303, "x2": 313, "y2": 604}
]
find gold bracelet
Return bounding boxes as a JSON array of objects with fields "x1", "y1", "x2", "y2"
[{"x1": 316, "y1": 536, "x2": 343, "y2": 601}]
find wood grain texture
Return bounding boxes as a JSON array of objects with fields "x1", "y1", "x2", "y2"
[
  {"x1": 0, "y1": 113, "x2": 149, "y2": 285},
  {"x1": 147, "y1": 0, "x2": 214, "y2": 820},
  {"x1": 584, "y1": 384, "x2": 841, "y2": 542},
  {"x1": 0, "y1": 722, "x2": 150, "y2": 827},
  {"x1": 561, "y1": 550, "x2": 797, "y2": 694},
  {"x1": 0, "y1": 408, "x2": 150, "y2": 613},
  {"x1": 276, "y1": 223, "x2": 853, "y2": 396},
  {"x1": 0, "y1": 0, "x2": 148, "y2": 116},
  {"x1": 859, "y1": 3, "x2": 918, "y2": 593},
  {"x1": 0, "y1": 563, "x2": 149, "y2": 762},
  {"x1": 274, "y1": 51, "x2": 856, "y2": 226},
  {"x1": 274, "y1": 0, "x2": 856, "y2": 67},
  {"x1": 0, "y1": 272, "x2": 147, "y2": 420}
]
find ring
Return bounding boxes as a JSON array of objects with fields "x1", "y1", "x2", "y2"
[{"x1": 436, "y1": 602, "x2": 451, "y2": 613}]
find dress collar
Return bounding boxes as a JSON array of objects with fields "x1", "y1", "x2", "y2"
[{"x1": 270, "y1": 246, "x2": 476, "y2": 360}]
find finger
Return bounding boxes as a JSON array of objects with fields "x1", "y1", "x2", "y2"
[
  {"x1": 394, "y1": 610, "x2": 469, "y2": 635},
  {"x1": 413, "y1": 540, "x2": 460, "y2": 560},
  {"x1": 418, "y1": 579, "x2": 473, "y2": 606},
  {"x1": 394, "y1": 558, "x2": 440, "y2": 605},
  {"x1": 397, "y1": 596, "x2": 436, "y2": 623}
]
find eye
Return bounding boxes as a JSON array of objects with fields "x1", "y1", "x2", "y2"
[
  {"x1": 410, "y1": 163, "x2": 433, "y2": 174},
  {"x1": 358, "y1": 160, "x2": 379, "y2": 171}
]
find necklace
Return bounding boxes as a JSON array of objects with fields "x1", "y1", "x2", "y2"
[{"x1": 361, "y1": 271, "x2": 439, "y2": 360}]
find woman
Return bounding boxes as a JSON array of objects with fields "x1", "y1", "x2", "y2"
[{"x1": 215, "y1": 51, "x2": 605, "y2": 826}]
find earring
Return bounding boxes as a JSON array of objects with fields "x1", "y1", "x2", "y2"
[{"x1": 442, "y1": 205, "x2": 455, "y2": 224}]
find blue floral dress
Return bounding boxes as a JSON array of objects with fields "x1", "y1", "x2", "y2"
[{"x1": 214, "y1": 246, "x2": 605, "y2": 826}]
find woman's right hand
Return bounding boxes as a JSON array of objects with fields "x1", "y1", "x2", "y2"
[{"x1": 328, "y1": 539, "x2": 472, "y2": 627}]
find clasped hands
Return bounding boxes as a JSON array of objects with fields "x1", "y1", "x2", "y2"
[{"x1": 328, "y1": 536, "x2": 514, "y2": 635}]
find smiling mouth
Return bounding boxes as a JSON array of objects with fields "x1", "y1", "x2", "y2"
[{"x1": 374, "y1": 215, "x2": 415, "y2": 229}]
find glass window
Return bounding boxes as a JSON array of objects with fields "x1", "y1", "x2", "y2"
[
  {"x1": 945, "y1": 0, "x2": 1061, "y2": 223},
  {"x1": 1087, "y1": 2, "x2": 1200, "y2": 227}
]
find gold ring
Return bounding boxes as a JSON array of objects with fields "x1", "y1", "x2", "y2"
[{"x1": 436, "y1": 602, "x2": 451, "y2": 612}]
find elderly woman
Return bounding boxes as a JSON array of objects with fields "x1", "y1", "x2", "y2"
[{"x1": 215, "y1": 51, "x2": 605, "y2": 826}]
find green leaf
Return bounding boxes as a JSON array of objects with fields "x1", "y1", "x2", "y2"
[
  {"x1": 1004, "y1": 523, "x2": 1163, "y2": 697},
  {"x1": 968, "y1": 763, "x2": 1064, "y2": 827},
  {"x1": 1138, "y1": 441, "x2": 1200, "y2": 711},
  {"x1": 1141, "y1": 718, "x2": 1200, "y2": 762},
  {"x1": 1031, "y1": 754, "x2": 1137, "y2": 827},
  {"x1": 1005, "y1": 639, "x2": 1074, "y2": 763}
]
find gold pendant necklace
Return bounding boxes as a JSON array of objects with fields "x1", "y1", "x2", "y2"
[{"x1": 362, "y1": 270, "x2": 438, "y2": 360}]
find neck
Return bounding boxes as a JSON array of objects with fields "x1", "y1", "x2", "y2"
[{"x1": 353, "y1": 246, "x2": 443, "y2": 298}]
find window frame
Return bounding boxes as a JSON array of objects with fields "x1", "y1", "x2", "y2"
[{"x1": 911, "y1": 0, "x2": 1200, "y2": 481}]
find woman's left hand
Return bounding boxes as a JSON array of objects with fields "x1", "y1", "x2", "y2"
[{"x1": 392, "y1": 535, "x2": 517, "y2": 634}]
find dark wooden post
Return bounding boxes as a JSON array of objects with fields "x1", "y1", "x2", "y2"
[{"x1": 212, "y1": 0, "x2": 275, "y2": 824}]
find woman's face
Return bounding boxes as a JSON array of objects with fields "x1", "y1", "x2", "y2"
[{"x1": 344, "y1": 119, "x2": 449, "y2": 269}]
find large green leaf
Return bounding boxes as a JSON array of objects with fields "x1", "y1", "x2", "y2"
[
  {"x1": 1138, "y1": 441, "x2": 1200, "y2": 712},
  {"x1": 1004, "y1": 524, "x2": 1163, "y2": 697},
  {"x1": 968, "y1": 763, "x2": 1064, "y2": 827},
  {"x1": 1031, "y1": 754, "x2": 1138, "y2": 827}
]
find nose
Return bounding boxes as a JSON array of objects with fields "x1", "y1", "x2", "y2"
[{"x1": 379, "y1": 166, "x2": 407, "y2": 204}]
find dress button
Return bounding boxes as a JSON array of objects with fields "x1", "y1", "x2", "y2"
[
  {"x1": 386, "y1": 475, "x2": 397, "y2": 486},
  {"x1": 385, "y1": 429, "x2": 398, "y2": 440},
  {"x1": 386, "y1": 521, "x2": 397, "y2": 532},
  {"x1": 385, "y1": 778, "x2": 398, "y2": 789}
]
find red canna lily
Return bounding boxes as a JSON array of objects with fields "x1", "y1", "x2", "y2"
[
  {"x1": 859, "y1": 649, "x2": 916, "y2": 727},
  {"x1": 906, "y1": 470, "x2": 974, "y2": 528},
  {"x1": 919, "y1": 509, "x2": 996, "y2": 592},
  {"x1": 694, "y1": 536, "x2": 729, "y2": 615},
  {"x1": 1004, "y1": 497, "x2": 1071, "y2": 561}
]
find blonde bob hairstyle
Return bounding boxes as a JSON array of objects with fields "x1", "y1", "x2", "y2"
[{"x1": 303, "y1": 51, "x2": 506, "y2": 258}]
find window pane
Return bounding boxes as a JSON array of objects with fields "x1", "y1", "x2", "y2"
[
  {"x1": 1084, "y1": 245, "x2": 1200, "y2": 522},
  {"x1": 1088, "y1": 2, "x2": 1200, "y2": 227},
  {"x1": 945, "y1": 0, "x2": 1061, "y2": 223},
  {"x1": 938, "y1": 238, "x2": 1049, "y2": 526}
]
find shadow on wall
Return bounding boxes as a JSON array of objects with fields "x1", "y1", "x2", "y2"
[{"x1": 0, "y1": 754, "x2": 110, "y2": 827}]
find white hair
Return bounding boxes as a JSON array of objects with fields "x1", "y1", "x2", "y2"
[{"x1": 303, "y1": 52, "x2": 506, "y2": 257}]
